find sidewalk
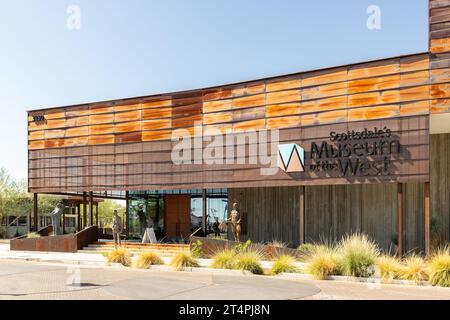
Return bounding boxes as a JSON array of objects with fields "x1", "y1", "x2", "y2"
[{"x1": 0, "y1": 244, "x2": 107, "y2": 266}]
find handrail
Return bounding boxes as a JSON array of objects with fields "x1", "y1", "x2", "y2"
[{"x1": 189, "y1": 227, "x2": 203, "y2": 239}]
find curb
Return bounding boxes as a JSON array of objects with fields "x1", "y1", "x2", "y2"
[{"x1": 277, "y1": 273, "x2": 433, "y2": 287}]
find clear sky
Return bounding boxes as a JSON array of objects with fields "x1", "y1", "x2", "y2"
[{"x1": 0, "y1": 0, "x2": 428, "y2": 181}]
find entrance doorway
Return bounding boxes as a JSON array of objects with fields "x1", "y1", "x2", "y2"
[{"x1": 164, "y1": 195, "x2": 191, "y2": 239}]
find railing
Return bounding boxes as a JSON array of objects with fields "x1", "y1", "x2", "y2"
[{"x1": 189, "y1": 227, "x2": 203, "y2": 239}]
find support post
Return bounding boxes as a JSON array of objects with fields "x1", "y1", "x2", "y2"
[
  {"x1": 77, "y1": 204, "x2": 81, "y2": 232},
  {"x1": 202, "y1": 189, "x2": 207, "y2": 235},
  {"x1": 62, "y1": 206, "x2": 66, "y2": 234},
  {"x1": 89, "y1": 192, "x2": 94, "y2": 227},
  {"x1": 33, "y1": 193, "x2": 38, "y2": 232},
  {"x1": 424, "y1": 182, "x2": 431, "y2": 257},
  {"x1": 95, "y1": 203, "x2": 99, "y2": 227},
  {"x1": 299, "y1": 186, "x2": 305, "y2": 245},
  {"x1": 125, "y1": 191, "x2": 130, "y2": 238},
  {"x1": 397, "y1": 183, "x2": 403, "y2": 258},
  {"x1": 83, "y1": 192, "x2": 87, "y2": 229}
]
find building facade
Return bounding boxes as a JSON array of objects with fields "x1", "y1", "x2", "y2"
[{"x1": 27, "y1": 1, "x2": 450, "y2": 254}]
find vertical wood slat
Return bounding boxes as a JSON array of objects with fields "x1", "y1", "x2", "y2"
[
  {"x1": 397, "y1": 183, "x2": 404, "y2": 257},
  {"x1": 299, "y1": 186, "x2": 305, "y2": 245},
  {"x1": 83, "y1": 192, "x2": 87, "y2": 229},
  {"x1": 125, "y1": 191, "x2": 130, "y2": 238},
  {"x1": 425, "y1": 181, "x2": 431, "y2": 256},
  {"x1": 202, "y1": 189, "x2": 207, "y2": 234},
  {"x1": 89, "y1": 192, "x2": 94, "y2": 227}
]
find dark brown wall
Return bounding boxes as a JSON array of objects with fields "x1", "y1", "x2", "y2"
[
  {"x1": 430, "y1": 133, "x2": 450, "y2": 245},
  {"x1": 229, "y1": 183, "x2": 427, "y2": 252}
]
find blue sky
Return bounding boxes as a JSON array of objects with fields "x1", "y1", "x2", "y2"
[{"x1": 0, "y1": 0, "x2": 428, "y2": 180}]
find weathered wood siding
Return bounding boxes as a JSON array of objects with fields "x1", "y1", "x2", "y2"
[
  {"x1": 430, "y1": 133, "x2": 450, "y2": 245},
  {"x1": 430, "y1": 1, "x2": 450, "y2": 114},
  {"x1": 229, "y1": 183, "x2": 426, "y2": 251},
  {"x1": 228, "y1": 187, "x2": 301, "y2": 246},
  {"x1": 28, "y1": 53, "x2": 432, "y2": 193}
]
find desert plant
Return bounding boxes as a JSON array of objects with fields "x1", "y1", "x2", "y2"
[
  {"x1": 337, "y1": 233, "x2": 379, "y2": 278},
  {"x1": 234, "y1": 250, "x2": 264, "y2": 275},
  {"x1": 429, "y1": 247, "x2": 450, "y2": 287},
  {"x1": 235, "y1": 239, "x2": 252, "y2": 253},
  {"x1": 191, "y1": 240, "x2": 203, "y2": 258},
  {"x1": 267, "y1": 240, "x2": 287, "y2": 248},
  {"x1": 298, "y1": 243, "x2": 316, "y2": 254},
  {"x1": 169, "y1": 253, "x2": 199, "y2": 271},
  {"x1": 399, "y1": 255, "x2": 429, "y2": 284},
  {"x1": 271, "y1": 255, "x2": 298, "y2": 275},
  {"x1": 133, "y1": 252, "x2": 163, "y2": 269},
  {"x1": 211, "y1": 249, "x2": 236, "y2": 270},
  {"x1": 376, "y1": 255, "x2": 402, "y2": 283},
  {"x1": 306, "y1": 246, "x2": 340, "y2": 280},
  {"x1": 106, "y1": 248, "x2": 132, "y2": 267},
  {"x1": 27, "y1": 232, "x2": 40, "y2": 238}
]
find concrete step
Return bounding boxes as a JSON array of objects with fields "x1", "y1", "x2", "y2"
[
  {"x1": 77, "y1": 249, "x2": 186, "y2": 256},
  {"x1": 82, "y1": 247, "x2": 189, "y2": 253},
  {"x1": 89, "y1": 244, "x2": 189, "y2": 249}
]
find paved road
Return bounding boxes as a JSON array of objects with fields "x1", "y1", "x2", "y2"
[
  {"x1": 0, "y1": 260, "x2": 319, "y2": 300},
  {"x1": 0, "y1": 260, "x2": 449, "y2": 300}
]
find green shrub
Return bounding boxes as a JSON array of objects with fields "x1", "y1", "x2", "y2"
[
  {"x1": 298, "y1": 243, "x2": 316, "y2": 253},
  {"x1": 169, "y1": 253, "x2": 199, "y2": 271},
  {"x1": 191, "y1": 240, "x2": 203, "y2": 258},
  {"x1": 337, "y1": 233, "x2": 379, "y2": 278},
  {"x1": 399, "y1": 255, "x2": 429, "y2": 284},
  {"x1": 211, "y1": 249, "x2": 236, "y2": 269},
  {"x1": 429, "y1": 247, "x2": 450, "y2": 287},
  {"x1": 376, "y1": 255, "x2": 402, "y2": 283},
  {"x1": 133, "y1": 252, "x2": 163, "y2": 269},
  {"x1": 107, "y1": 248, "x2": 132, "y2": 267},
  {"x1": 27, "y1": 232, "x2": 40, "y2": 238},
  {"x1": 271, "y1": 255, "x2": 298, "y2": 275},
  {"x1": 234, "y1": 250, "x2": 264, "y2": 275},
  {"x1": 306, "y1": 247, "x2": 340, "y2": 280}
]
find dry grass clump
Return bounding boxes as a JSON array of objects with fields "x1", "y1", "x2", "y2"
[
  {"x1": 271, "y1": 255, "x2": 298, "y2": 275},
  {"x1": 337, "y1": 233, "x2": 379, "y2": 278},
  {"x1": 211, "y1": 249, "x2": 236, "y2": 270},
  {"x1": 429, "y1": 247, "x2": 450, "y2": 287},
  {"x1": 306, "y1": 246, "x2": 341, "y2": 280},
  {"x1": 234, "y1": 250, "x2": 264, "y2": 275},
  {"x1": 376, "y1": 255, "x2": 402, "y2": 283},
  {"x1": 106, "y1": 248, "x2": 132, "y2": 267},
  {"x1": 169, "y1": 253, "x2": 199, "y2": 271},
  {"x1": 399, "y1": 255, "x2": 429, "y2": 284},
  {"x1": 133, "y1": 252, "x2": 163, "y2": 269}
]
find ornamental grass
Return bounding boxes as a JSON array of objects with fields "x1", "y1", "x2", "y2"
[
  {"x1": 133, "y1": 252, "x2": 164, "y2": 269},
  {"x1": 429, "y1": 247, "x2": 450, "y2": 287},
  {"x1": 271, "y1": 255, "x2": 298, "y2": 275},
  {"x1": 337, "y1": 233, "x2": 379, "y2": 278},
  {"x1": 306, "y1": 246, "x2": 341, "y2": 280},
  {"x1": 399, "y1": 255, "x2": 429, "y2": 284},
  {"x1": 169, "y1": 253, "x2": 199, "y2": 271},
  {"x1": 376, "y1": 255, "x2": 403, "y2": 283},
  {"x1": 211, "y1": 249, "x2": 236, "y2": 270},
  {"x1": 106, "y1": 248, "x2": 132, "y2": 267}
]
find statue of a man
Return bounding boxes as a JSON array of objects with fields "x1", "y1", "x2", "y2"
[
  {"x1": 228, "y1": 202, "x2": 242, "y2": 242},
  {"x1": 51, "y1": 202, "x2": 64, "y2": 236},
  {"x1": 112, "y1": 210, "x2": 123, "y2": 248}
]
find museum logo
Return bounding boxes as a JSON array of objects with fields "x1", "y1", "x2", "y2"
[
  {"x1": 277, "y1": 143, "x2": 305, "y2": 173},
  {"x1": 310, "y1": 127, "x2": 401, "y2": 177}
]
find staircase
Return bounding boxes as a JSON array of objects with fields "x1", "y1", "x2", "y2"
[{"x1": 78, "y1": 241, "x2": 191, "y2": 256}]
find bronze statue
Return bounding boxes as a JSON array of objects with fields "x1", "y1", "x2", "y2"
[
  {"x1": 228, "y1": 202, "x2": 242, "y2": 242},
  {"x1": 51, "y1": 202, "x2": 64, "y2": 236},
  {"x1": 112, "y1": 210, "x2": 123, "y2": 248}
]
